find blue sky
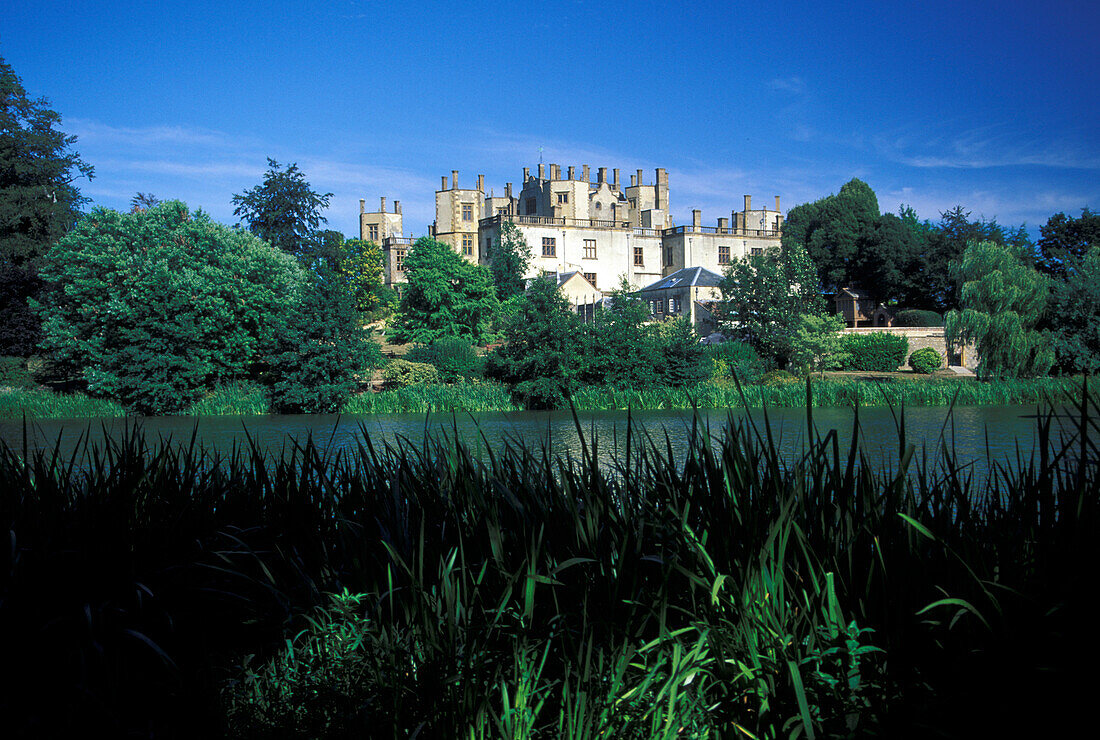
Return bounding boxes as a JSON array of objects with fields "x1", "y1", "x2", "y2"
[{"x1": 2, "y1": 0, "x2": 1097, "y2": 239}]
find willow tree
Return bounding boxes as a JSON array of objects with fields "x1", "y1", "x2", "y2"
[{"x1": 945, "y1": 240, "x2": 1053, "y2": 378}]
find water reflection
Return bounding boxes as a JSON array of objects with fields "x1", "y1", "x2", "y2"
[{"x1": 0, "y1": 405, "x2": 1086, "y2": 477}]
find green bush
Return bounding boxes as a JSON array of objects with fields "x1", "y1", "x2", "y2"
[
  {"x1": 758, "y1": 369, "x2": 798, "y2": 386},
  {"x1": 841, "y1": 332, "x2": 909, "y2": 372},
  {"x1": 0, "y1": 356, "x2": 34, "y2": 388},
  {"x1": 405, "y1": 336, "x2": 483, "y2": 382},
  {"x1": 894, "y1": 309, "x2": 944, "y2": 327},
  {"x1": 381, "y1": 359, "x2": 439, "y2": 388},
  {"x1": 706, "y1": 341, "x2": 769, "y2": 385},
  {"x1": 908, "y1": 347, "x2": 943, "y2": 374}
]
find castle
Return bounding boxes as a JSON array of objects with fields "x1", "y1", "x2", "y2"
[{"x1": 359, "y1": 163, "x2": 783, "y2": 315}]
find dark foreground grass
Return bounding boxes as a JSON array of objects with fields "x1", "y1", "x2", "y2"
[{"x1": 1, "y1": 386, "x2": 1097, "y2": 737}]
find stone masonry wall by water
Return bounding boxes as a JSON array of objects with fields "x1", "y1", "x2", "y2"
[{"x1": 840, "y1": 327, "x2": 978, "y2": 370}]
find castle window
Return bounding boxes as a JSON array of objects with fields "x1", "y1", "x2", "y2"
[
  {"x1": 542, "y1": 237, "x2": 556, "y2": 257},
  {"x1": 633, "y1": 246, "x2": 644, "y2": 266},
  {"x1": 395, "y1": 249, "x2": 406, "y2": 272},
  {"x1": 584, "y1": 239, "x2": 596, "y2": 259},
  {"x1": 665, "y1": 246, "x2": 673, "y2": 267},
  {"x1": 583, "y1": 272, "x2": 597, "y2": 288},
  {"x1": 462, "y1": 234, "x2": 474, "y2": 256},
  {"x1": 462, "y1": 203, "x2": 473, "y2": 221},
  {"x1": 718, "y1": 245, "x2": 730, "y2": 264},
  {"x1": 751, "y1": 247, "x2": 763, "y2": 257},
  {"x1": 595, "y1": 202, "x2": 602, "y2": 210},
  {"x1": 368, "y1": 224, "x2": 379, "y2": 241},
  {"x1": 556, "y1": 192, "x2": 569, "y2": 204},
  {"x1": 673, "y1": 297, "x2": 682, "y2": 314},
  {"x1": 526, "y1": 198, "x2": 537, "y2": 215}
]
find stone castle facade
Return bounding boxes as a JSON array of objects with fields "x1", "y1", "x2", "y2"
[{"x1": 360, "y1": 163, "x2": 784, "y2": 297}]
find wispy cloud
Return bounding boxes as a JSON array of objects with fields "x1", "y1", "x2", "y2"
[
  {"x1": 876, "y1": 123, "x2": 1100, "y2": 171},
  {"x1": 769, "y1": 76, "x2": 806, "y2": 95}
]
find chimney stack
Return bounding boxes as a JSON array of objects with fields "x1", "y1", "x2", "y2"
[
  {"x1": 505, "y1": 182, "x2": 512, "y2": 199},
  {"x1": 613, "y1": 168, "x2": 620, "y2": 188},
  {"x1": 380, "y1": 196, "x2": 386, "y2": 213},
  {"x1": 477, "y1": 174, "x2": 484, "y2": 193},
  {"x1": 359, "y1": 198, "x2": 365, "y2": 214},
  {"x1": 597, "y1": 167, "x2": 606, "y2": 183},
  {"x1": 718, "y1": 217, "x2": 729, "y2": 231},
  {"x1": 567, "y1": 165, "x2": 575, "y2": 180},
  {"x1": 636, "y1": 168, "x2": 643, "y2": 186},
  {"x1": 523, "y1": 167, "x2": 530, "y2": 180},
  {"x1": 395, "y1": 200, "x2": 401, "y2": 214},
  {"x1": 451, "y1": 170, "x2": 459, "y2": 189},
  {"x1": 538, "y1": 163, "x2": 546, "y2": 179},
  {"x1": 775, "y1": 195, "x2": 781, "y2": 212},
  {"x1": 744, "y1": 194, "x2": 752, "y2": 212},
  {"x1": 630, "y1": 174, "x2": 637, "y2": 187},
  {"x1": 441, "y1": 175, "x2": 448, "y2": 190},
  {"x1": 692, "y1": 209, "x2": 702, "y2": 229},
  {"x1": 582, "y1": 164, "x2": 590, "y2": 182}
]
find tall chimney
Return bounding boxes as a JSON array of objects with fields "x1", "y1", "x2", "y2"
[
  {"x1": 380, "y1": 196, "x2": 386, "y2": 213},
  {"x1": 359, "y1": 198, "x2": 365, "y2": 213},
  {"x1": 567, "y1": 166, "x2": 575, "y2": 180},
  {"x1": 394, "y1": 200, "x2": 401, "y2": 214},
  {"x1": 451, "y1": 170, "x2": 459, "y2": 189},
  {"x1": 582, "y1": 164, "x2": 590, "y2": 182},
  {"x1": 477, "y1": 174, "x2": 484, "y2": 193},
  {"x1": 630, "y1": 174, "x2": 637, "y2": 187},
  {"x1": 744, "y1": 195, "x2": 752, "y2": 212},
  {"x1": 636, "y1": 169, "x2": 643, "y2": 186},
  {"x1": 597, "y1": 167, "x2": 606, "y2": 183},
  {"x1": 552, "y1": 163, "x2": 560, "y2": 180},
  {"x1": 613, "y1": 169, "x2": 620, "y2": 188},
  {"x1": 523, "y1": 167, "x2": 530, "y2": 180},
  {"x1": 441, "y1": 175, "x2": 448, "y2": 190},
  {"x1": 692, "y1": 209, "x2": 702, "y2": 228},
  {"x1": 775, "y1": 195, "x2": 781, "y2": 212},
  {"x1": 538, "y1": 163, "x2": 546, "y2": 179},
  {"x1": 505, "y1": 182, "x2": 512, "y2": 199},
  {"x1": 718, "y1": 217, "x2": 729, "y2": 231}
]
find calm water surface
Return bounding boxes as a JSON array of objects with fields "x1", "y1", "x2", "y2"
[{"x1": 0, "y1": 405, "x2": 1087, "y2": 474}]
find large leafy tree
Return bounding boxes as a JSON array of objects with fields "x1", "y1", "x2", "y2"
[
  {"x1": 1043, "y1": 246, "x2": 1100, "y2": 374},
  {"x1": 945, "y1": 240, "x2": 1053, "y2": 379},
  {"x1": 719, "y1": 242, "x2": 824, "y2": 368},
  {"x1": 0, "y1": 54, "x2": 93, "y2": 355},
  {"x1": 485, "y1": 275, "x2": 586, "y2": 408},
  {"x1": 390, "y1": 237, "x2": 499, "y2": 344},
  {"x1": 857, "y1": 210, "x2": 926, "y2": 307},
  {"x1": 487, "y1": 220, "x2": 533, "y2": 299},
  {"x1": 340, "y1": 237, "x2": 385, "y2": 314},
  {"x1": 232, "y1": 159, "x2": 332, "y2": 261},
  {"x1": 782, "y1": 178, "x2": 880, "y2": 294},
  {"x1": 37, "y1": 201, "x2": 302, "y2": 413},
  {"x1": 582, "y1": 277, "x2": 660, "y2": 388},
  {"x1": 1036, "y1": 208, "x2": 1100, "y2": 278}
]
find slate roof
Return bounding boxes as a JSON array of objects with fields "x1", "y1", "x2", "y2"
[{"x1": 636, "y1": 266, "x2": 724, "y2": 293}]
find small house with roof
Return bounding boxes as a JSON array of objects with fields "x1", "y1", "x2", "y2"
[
  {"x1": 635, "y1": 266, "x2": 724, "y2": 333},
  {"x1": 526, "y1": 271, "x2": 603, "y2": 320}
]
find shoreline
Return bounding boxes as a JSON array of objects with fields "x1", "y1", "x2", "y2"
[{"x1": 2, "y1": 375, "x2": 1088, "y2": 419}]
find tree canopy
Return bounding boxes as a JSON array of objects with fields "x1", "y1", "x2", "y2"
[
  {"x1": 389, "y1": 237, "x2": 499, "y2": 344},
  {"x1": 719, "y1": 242, "x2": 824, "y2": 368},
  {"x1": 37, "y1": 201, "x2": 303, "y2": 413},
  {"x1": 487, "y1": 220, "x2": 533, "y2": 300},
  {"x1": 1036, "y1": 208, "x2": 1100, "y2": 278},
  {"x1": 945, "y1": 240, "x2": 1053, "y2": 379},
  {"x1": 340, "y1": 237, "x2": 385, "y2": 314},
  {"x1": 232, "y1": 159, "x2": 332, "y2": 261},
  {"x1": 1, "y1": 54, "x2": 93, "y2": 355}
]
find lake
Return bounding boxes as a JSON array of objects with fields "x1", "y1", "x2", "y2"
[{"x1": 0, "y1": 404, "x2": 1087, "y2": 475}]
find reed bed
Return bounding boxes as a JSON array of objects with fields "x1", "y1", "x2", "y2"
[
  {"x1": 571, "y1": 376, "x2": 1084, "y2": 410},
  {"x1": 341, "y1": 381, "x2": 518, "y2": 414},
  {"x1": 0, "y1": 386, "x2": 1096, "y2": 737},
  {"x1": 0, "y1": 386, "x2": 125, "y2": 418},
  {"x1": 185, "y1": 381, "x2": 271, "y2": 415}
]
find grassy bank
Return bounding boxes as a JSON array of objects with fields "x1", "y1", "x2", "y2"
[
  {"x1": 1, "y1": 375, "x2": 1088, "y2": 419},
  {"x1": 1, "y1": 395, "x2": 1096, "y2": 736},
  {"x1": 571, "y1": 376, "x2": 1086, "y2": 410}
]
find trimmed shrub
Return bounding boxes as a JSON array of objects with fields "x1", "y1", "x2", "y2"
[
  {"x1": 758, "y1": 369, "x2": 798, "y2": 386},
  {"x1": 381, "y1": 359, "x2": 439, "y2": 388},
  {"x1": 909, "y1": 347, "x2": 943, "y2": 375},
  {"x1": 841, "y1": 333, "x2": 909, "y2": 372},
  {"x1": 406, "y1": 337, "x2": 483, "y2": 382},
  {"x1": 895, "y1": 309, "x2": 944, "y2": 327}
]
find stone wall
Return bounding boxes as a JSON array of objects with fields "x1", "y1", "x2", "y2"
[{"x1": 839, "y1": 327, "x2": 978, "y2": 370}]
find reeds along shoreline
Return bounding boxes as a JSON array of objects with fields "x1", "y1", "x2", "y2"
[
  {"x1": 1, "y1": 384, "x2": 1096, "y2": 737},
  {"x1": 0, "y1": 375, "x2": 1087, "y2": 419}
]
